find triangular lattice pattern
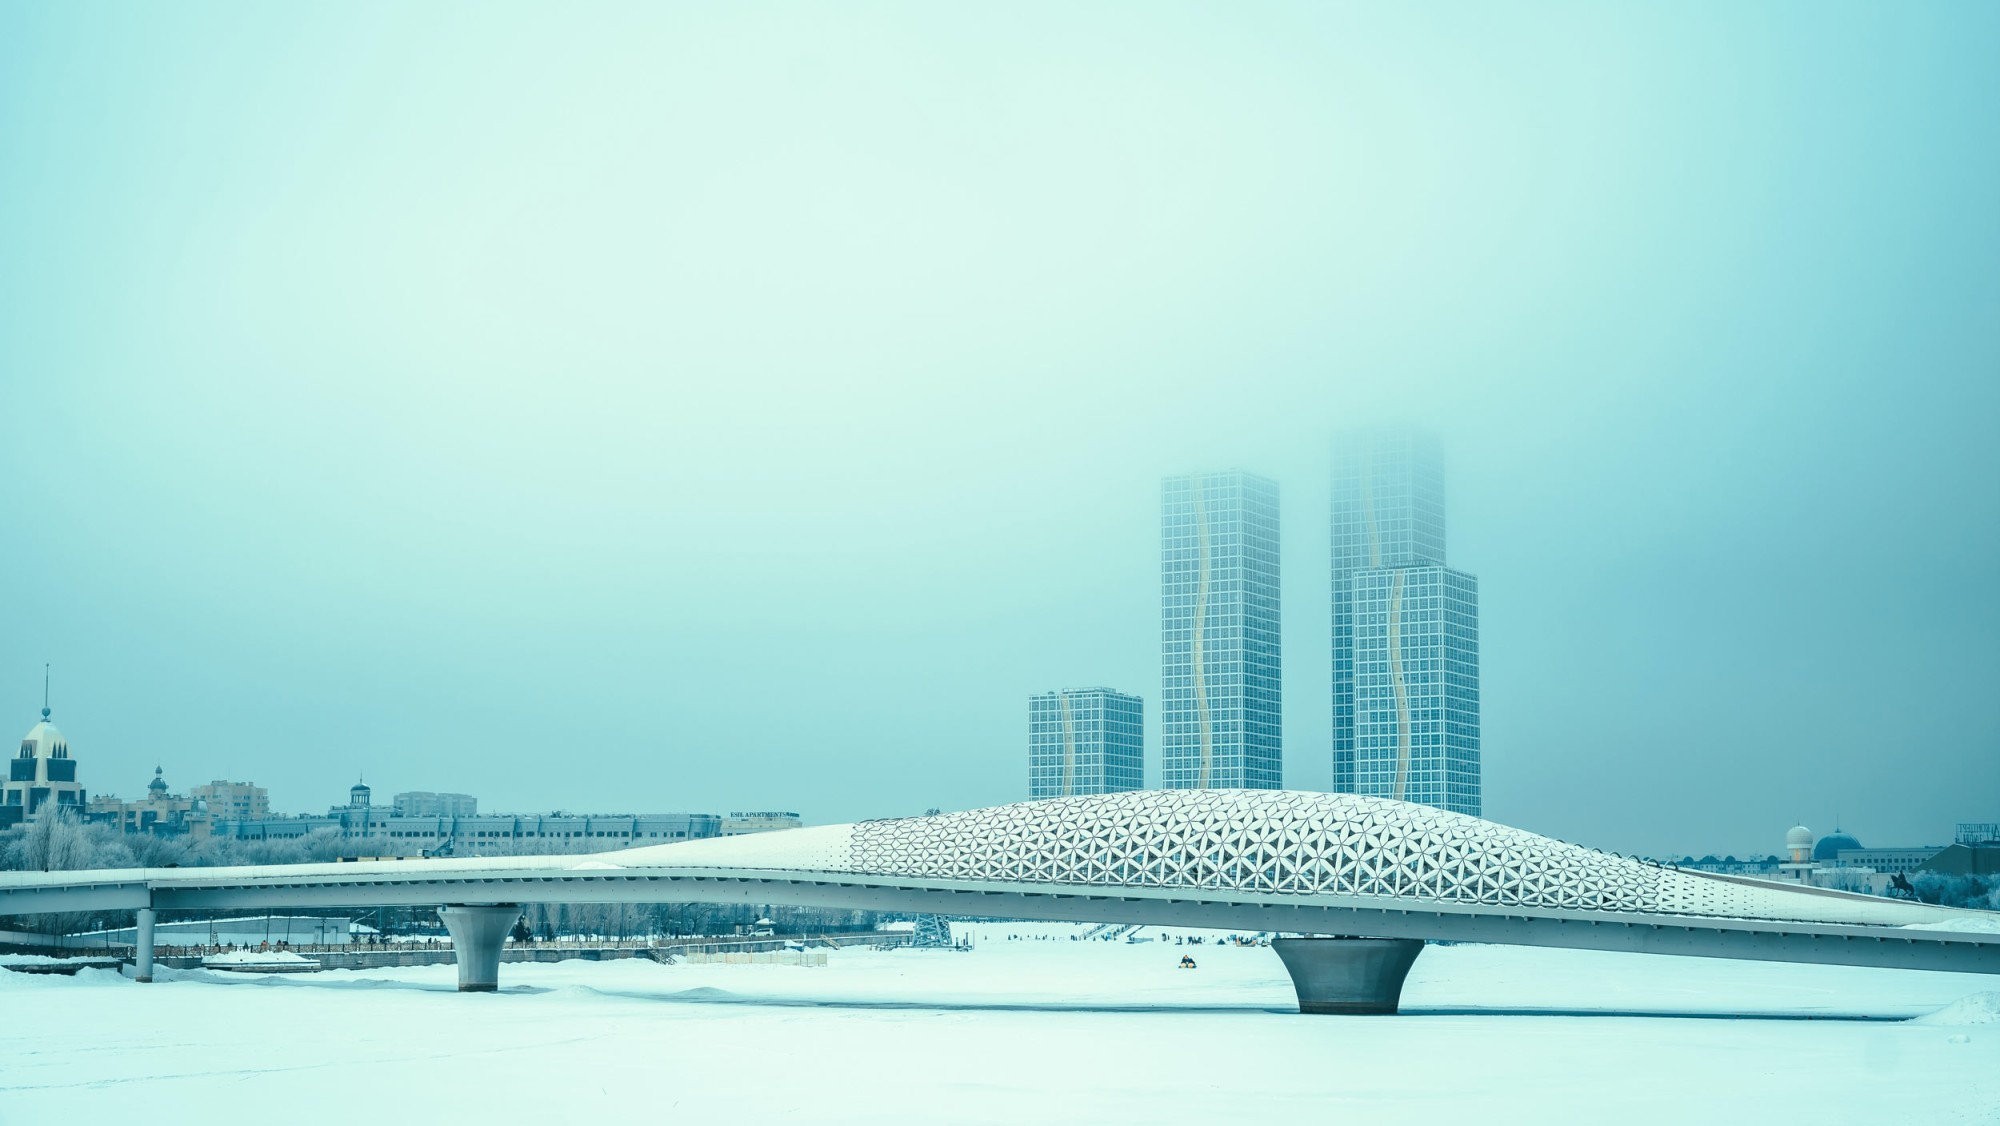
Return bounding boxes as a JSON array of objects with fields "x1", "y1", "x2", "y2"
[{"x1": 849, "y1": 790, "x2": 1663, "y2": 913}]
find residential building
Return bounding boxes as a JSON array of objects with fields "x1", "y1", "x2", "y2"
[
  {"x1": 393, "y1": 791, "x2": 478, "y2": 818},
  {"x1": 191, "y1": 780, "x2": 269, "y2": 822},
  {"x1": 1028, "y1": 687, "x2": 1144, "y2": 798},
  {"x1": 1161, "y1": 470, "x2": 1281, "y2": 789},
  {"x1": 1331, "y1": 428, "x2": 1481, "y2": 815}
]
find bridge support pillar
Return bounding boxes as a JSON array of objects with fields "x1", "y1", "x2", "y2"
[
  {"x1": 134, "y1": 907, "x2": 156, "y2": 984},
  {"x1": 1271, "y1": 937, "x2": 1424, "y2": 1015},
  {"x1": 438, "y1": 904, "x2": 520, "y2": 992}
]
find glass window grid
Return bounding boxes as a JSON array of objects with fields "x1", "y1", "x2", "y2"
[{"x1": 1161, "y1": 470, "x2": 1282, "y2": 791}]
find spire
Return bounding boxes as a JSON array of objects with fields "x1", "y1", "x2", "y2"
[{"x1": 41, "y1": 663, "x2": 50, "y2": 720}]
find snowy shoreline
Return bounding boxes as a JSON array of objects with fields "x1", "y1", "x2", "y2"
[{"x1": 5, "y1": 923, "x2": 1996, "y2": 1124}]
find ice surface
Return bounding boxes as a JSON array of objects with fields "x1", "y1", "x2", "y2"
[
  {"x1": 201, "y1": 950, "x2": 319, "y2": 967},
  {"x1": 4, "y1": 922, "x2": 1997, "y2": 1124}
]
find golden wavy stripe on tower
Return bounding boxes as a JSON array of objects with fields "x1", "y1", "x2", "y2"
[
  {"x1": 1058, "y1": 691, "x2": 1076, "y2": 798},
  {"x1": 1388, "y1": 569, "x2": 1413, "y2": 802},
  {"x1": 1191, "y1": 482, "x2": 1214, "y2": 789}
]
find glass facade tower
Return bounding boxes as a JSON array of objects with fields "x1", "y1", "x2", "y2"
[
  {"x1": 1161, "y1": 470, "x2": 1281, "y2": 789},
  {"x1": 1332, "y1": 428, "x2": 1481, "y2": 815},
  {"x1": 1028, "y1": 688, "x2": 1144, "y2": 798}
]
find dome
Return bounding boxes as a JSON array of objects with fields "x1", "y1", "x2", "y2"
[
  {"x1": 1785, "y1": 825, "x2": 1814, "y2": 850},
  {"x1": 1813, "y1": 831, "x2": 1862, "y2": 861},
  {"x1": 148, "y1": 766, "x2": 168, "y2": 793}
]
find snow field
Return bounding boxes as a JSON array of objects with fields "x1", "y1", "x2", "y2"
[{"x1": 2, "y1": 924, "x2": 1997, "y2": 1125}]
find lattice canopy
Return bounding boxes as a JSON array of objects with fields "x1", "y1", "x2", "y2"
[
  {"x1": 850, "y1": 790, "x2": 1668, "y2": 910},
  {"x1": 619, "y1": 789, "x2": 1941, "y2": 925}
]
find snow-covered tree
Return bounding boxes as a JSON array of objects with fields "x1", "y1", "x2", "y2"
[{"x1": 2, "y1": 806, "x2": 134, "y2": 872}]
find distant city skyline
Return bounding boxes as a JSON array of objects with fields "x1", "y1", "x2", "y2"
[{"x1": 20, "y1": 686, "x2": 1986, "y2": 869}]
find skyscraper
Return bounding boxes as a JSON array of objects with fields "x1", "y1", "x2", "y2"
[
  {"x1": 1161, "y1": 470, "x2": 1281, "y2": 789},
  {"x1": 1028, "y1": 688, "x2": 1144, "y2": 798},
  {"x1": 1331, "y1": 428, "x2": 1481, "y2": 815}
]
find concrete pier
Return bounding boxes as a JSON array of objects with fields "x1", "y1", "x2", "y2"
[
  {"x1": 438, "y1": 904, "x2": 521, "y2": 992},
  {"x1": 134, "y1": 907, "x2": 156, "y2": 984},
  {"x1": 1271, "y1": 937, "x2": 1425, "y2": 1014}
]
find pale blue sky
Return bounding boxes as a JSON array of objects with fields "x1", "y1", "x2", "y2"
[{"x1": 3, "y1": 2, "x2": 1996, "y2": 856}]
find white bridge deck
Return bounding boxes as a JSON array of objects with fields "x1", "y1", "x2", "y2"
[
  {"x1": 3, "y1": 791, "x2": 1995, "y2": 979},
  {"x1": 2, "y1": 857, "x2": 1996, "y2": 975}
]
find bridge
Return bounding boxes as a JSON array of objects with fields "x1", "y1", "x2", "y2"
[{"x1": 3, "y1": 790, "x2": 1994, "y2": 1013}]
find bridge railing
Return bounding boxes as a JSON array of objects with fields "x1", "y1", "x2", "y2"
[{"x1": 150, "y1": 930, "x2": 913, "y2": 959}]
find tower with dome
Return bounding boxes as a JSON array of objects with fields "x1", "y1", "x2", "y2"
[
  {"x1": 1, "y1": 678, "x2": 88, "y2": 829},
  {"x1": 1778, "y1": 824, "x2": 1818, "y2": 882}
]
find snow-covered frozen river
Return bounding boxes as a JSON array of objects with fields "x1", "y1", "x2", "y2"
[{"x1": 4, "y1": 923, "x2": 1997, "y2": 1124}]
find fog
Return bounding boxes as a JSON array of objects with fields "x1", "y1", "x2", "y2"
[{"x1": 3, "y1": 3, "x2": 1996, "y2": 857}]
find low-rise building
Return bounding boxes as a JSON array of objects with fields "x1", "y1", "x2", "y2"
[
  {"x1": 88, "y1": 767, "x2": 210, "y2": 838},
  {"x1": 1728, "y1": 822, "x2": 1985, "y2": 893},
  {"x1": 1918, "y1": 843, "x2": 2000, "y2": 878},
  {"x1": 723, "y1": 811, "x2": 803, "y2": 836},
  {"x1": 209, "y1": 783, "x2": 728, "y2": 857},
  {"x1": 213, "y1": 810, "x2": 725, "y2": 855},
  {"x1": 1833, "y1": 847, "x2": 1945, "y2": 877},
  {"x1": 1674, "y1": 855, "x2": 1783, "y2": 876},
  {"x1": 393, "y1": 791, "x2": 478, "y2": 818}
]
